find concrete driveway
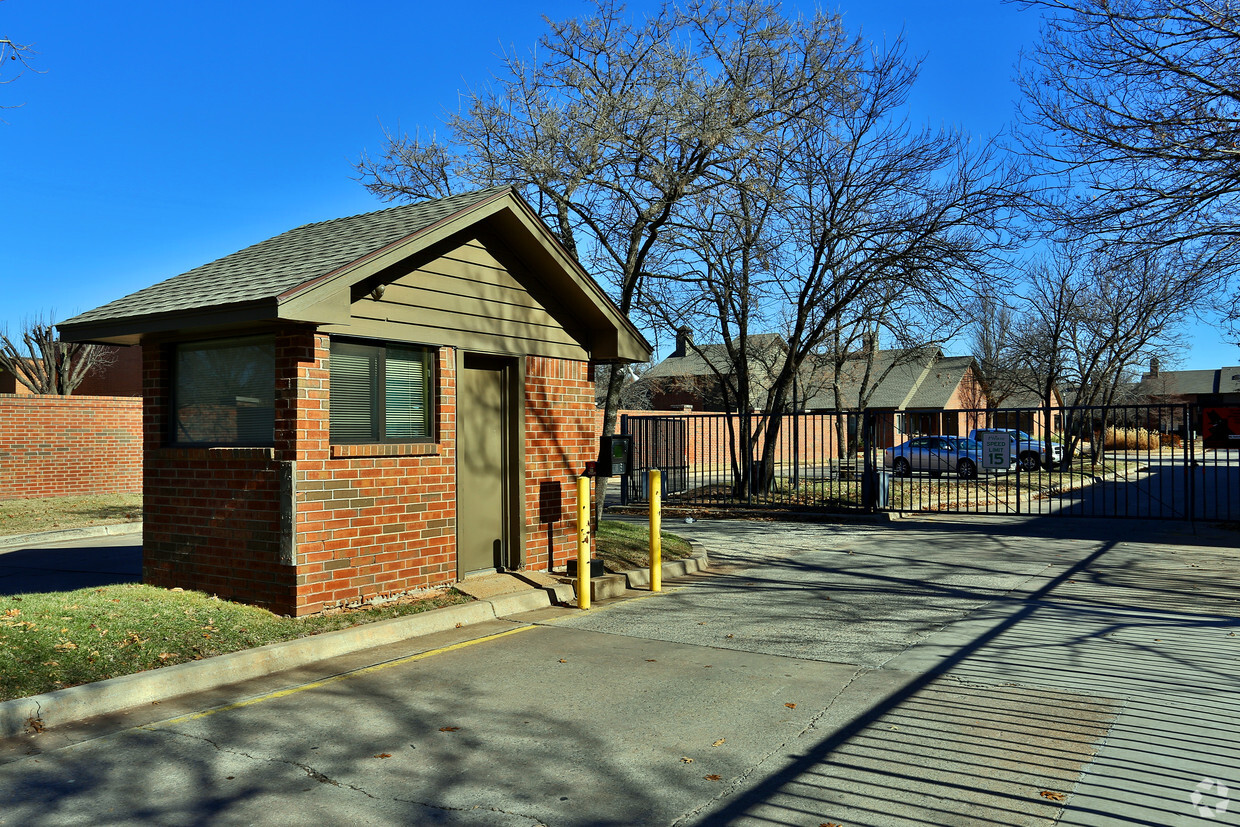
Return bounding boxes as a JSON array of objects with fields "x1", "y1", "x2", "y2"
[{"x1": 0, "y1": 515, "x2": 1236, "y2": 825}]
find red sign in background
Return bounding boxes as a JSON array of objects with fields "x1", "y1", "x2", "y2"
[{"x1": 1202, "y1": 406, "x2": 1240, "y2": 449}]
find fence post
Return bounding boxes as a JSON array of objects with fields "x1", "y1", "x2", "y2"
[
  {"x1": 576, "y1": 475, "x2": 591, "y2": 610},
  {"x1": 649, "y1": 469, "x2": 662, "y2": 592},
  {"x1": 1186, "y1": 403, "x2": 1195, "y2": 526},
  {"x1": 619, "y1": 414, "x2": 630, "y2": 507},
  {"x1": 862, "y1": 411, "x2": 877, "y2": 513}
]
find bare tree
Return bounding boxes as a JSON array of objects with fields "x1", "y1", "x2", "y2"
[
  {"x1": 1014, "y1": 0, "x2": 1239, "y2": 332},
  {"x1": 357, "y1": 0, "x2": 857, "y2": 518},
  {"x1": 1, "y1": 316, "x2": 116, "y2": 395},
  {"x1": 655, "y1": 35, "x2": 1020, "y2": 495},
  {"x1": 1003, "y1": 250, "x2": 1087, "y2": 462},
  {"x1": 1002, "y1": 243, "x2": 1187, "y2": 465},
  {"x1": 2, "y1": 3, "x2": 40, "y2": 110},
  {"x1": 968, "y1": 292, "x2": 1021, "y2": 407},
  {"x1": 593, "y1": 363, "x2": 652, "y2": 411}
]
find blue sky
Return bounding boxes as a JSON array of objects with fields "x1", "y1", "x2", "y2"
[{"x1": 2, "y1": 0, "x2": 1234, "y2": 370}]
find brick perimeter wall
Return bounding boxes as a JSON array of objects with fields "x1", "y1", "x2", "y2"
[
  {"x1": 0, "y1": 394, "x2": 142, "y2": 500},
  {"x1": 524, "y1": 356, "x2": 594, "y2": 571}
]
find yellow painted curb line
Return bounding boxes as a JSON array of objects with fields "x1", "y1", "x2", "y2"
[{"x1": 149, "y1": 625, "x2": 537, "y2": 728}]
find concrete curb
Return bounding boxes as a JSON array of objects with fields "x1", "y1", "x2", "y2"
[
  {"x1": 622, "y1": 542, "x2": 711, "y2": 589},
  {"x1": 0, "y1": 589, "x2": 553, "y2": 739},
  {"x1": 0, "y1": 522, "x2": 143, "y2": 550}
]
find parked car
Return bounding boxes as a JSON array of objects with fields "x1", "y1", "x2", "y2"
[
  {"x1": 968, "y1": 428, "x2": 1064, "y2": 472},
  {"x1": 883, "y1": 435, "x2": 1014, "y2": 479}
]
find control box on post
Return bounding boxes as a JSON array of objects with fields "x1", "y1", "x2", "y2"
[{"x1": 598, "y1": 435, "x2": 633, "y2": 477}]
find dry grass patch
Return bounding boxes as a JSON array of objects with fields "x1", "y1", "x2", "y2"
[
  {"x1": 1102, "y1": 427, "x2": 1160, "y2": 450},
  {"x1": 0, "y1": 494, "x2": 142, "y2": 537}
]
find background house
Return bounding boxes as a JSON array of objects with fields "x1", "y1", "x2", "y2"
[
  {"x1": 59, "y1": 187, "x2": 649, "y2": 616},
  {"x1": 642, "y1": 329, "x2": 787, "y2": 411},
  {"x1": 799, "y1": 348, "x2": 987, "y2": 446},
  {"x1": 1135, "y1": 358, "x2": 1240, "y2": 406}
]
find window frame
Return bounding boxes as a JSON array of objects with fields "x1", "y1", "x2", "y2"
[
  {"x1": 170, "y1": 334, "x2": 276, "y2": 448},
  {"x1": 329, "y1": 337, "x2": 437, "y2": 445}
]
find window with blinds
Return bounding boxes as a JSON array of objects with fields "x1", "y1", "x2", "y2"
[
  {"x1": 173, "y1": 336, "x2": 276, "y2": 446},
  {"x1": 329, "y1": 339, "x2": 434, "y2": 443}
]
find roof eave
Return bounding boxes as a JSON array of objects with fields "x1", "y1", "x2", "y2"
[{"x1": 55, "y1": 298, "x2": 314, "y2": 345}]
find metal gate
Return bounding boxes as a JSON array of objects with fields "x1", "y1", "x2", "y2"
[
  {"x1": 618, "y1": 415, "x2": 689, "y2": 504},
  {"x1": 617, "y1": 404, "x2": 1238, "y2": 522}
]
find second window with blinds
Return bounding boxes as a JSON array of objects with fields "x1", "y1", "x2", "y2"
[{"x1": 329, "y1": 339, "x2": 435, "y2": 443}]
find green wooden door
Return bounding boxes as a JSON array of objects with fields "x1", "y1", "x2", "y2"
[{"x1": 458, "y1": 356, "x2": 510, "y2": 575}]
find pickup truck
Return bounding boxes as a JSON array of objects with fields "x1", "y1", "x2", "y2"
[{"x1": 968, "y1": 428, "x2": 1064, "y2": 472}]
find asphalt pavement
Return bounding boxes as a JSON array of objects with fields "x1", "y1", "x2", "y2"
[{"x1": 0, "y1": 514, "x2": 1237, "y2": 826}]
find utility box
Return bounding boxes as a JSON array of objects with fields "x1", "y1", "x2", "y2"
[{"x1": 598, "y1": 434, "x2": 633, "y2": 477}]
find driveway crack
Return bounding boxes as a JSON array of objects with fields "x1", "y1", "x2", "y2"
[{"x1": 143, "y1": 727, "x2": 376, "y2": 798}]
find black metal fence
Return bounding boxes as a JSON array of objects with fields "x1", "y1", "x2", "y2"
[{"x1": 617, "y1": 404, "x2": 1239, "y2": 522}]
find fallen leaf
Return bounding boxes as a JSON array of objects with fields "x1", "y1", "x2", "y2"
[
  {"x1": 226, "y1": 776, "x2": 235, "y2": 780},
  {"x1": 439, "y1": 727, "x2": 460, "y2": 733},
  {"x1": 704, "y1": 774, "x2": 722, "y2": 781},
  {"x1": 455, "y1": 622, "x2": 463, "y2": 628},
  {"x1": 374, "y1": 753, "x2": 392, "y2": 759},
  {"x1": 712, "y1": 739, "x2": 726, "y2": 747},
  {"x1": 1040, "y1": 790, "x2": 1066, "y2": 801},
  {"x1": 680, "y1": 757, "x2": 694, "y2": 763},
  {"x1": 646, "y1": 659, "x2": 657, "y2": 662},
  {"x1": 785, "y1": 703, "x2": 797, "y2": 709},
  {"x1": 725, "y1": 634, "x2": 734, "y2": 639},
  {"x1": 158, "y1": 653, "x2": 174, "y2": 661},
  {"x1": 25, "y1": 717, "x2": 44, "y2": 734},
  {"x1": 558, "y1": 659, "x2": 567, "y2": 663},
  {"x1": 3, "y1": 608, "x2": 19, "y2": 618},
  {"x1": 820, "y1": 823, "x2": 844, "y2": 827}
]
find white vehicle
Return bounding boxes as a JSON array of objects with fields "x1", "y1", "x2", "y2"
[{"x1": 968, "y1": 428, "x2": 1063, "y2": 472}]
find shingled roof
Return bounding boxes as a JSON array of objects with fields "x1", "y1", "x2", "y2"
[
  {"x1": 800, "y1": 348, "x2": 973, "y2": 410},
  {"x1": 58, "y1": 187, "x2": 650, "y2": 361},
  {"x1": 1136, "y1": 367, "x2": 1240, "y2": 398},
  {"x1": 61, "y1": 187, "x2": 513, "y2": 330}
]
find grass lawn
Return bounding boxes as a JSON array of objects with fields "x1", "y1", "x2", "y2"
[
  {"x1": 0, "y1": 494, "x2": 142, "y2": 536},
  {"x1": 0, "y1": 584, "x2": 472, "y2": 702},
  {"x1": 594, "y1": 519, "x2": 693, "y2": 572},
  {"x1": 0, "y1": 513, "x2": 691, "y2": 702}
]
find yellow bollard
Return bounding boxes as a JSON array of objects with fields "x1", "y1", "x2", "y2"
[
  {"x1": 649, "y1": 468, "x2": 662, "y2": 592},
  {"x1": 576, "y1": 475, "x2": 590, "y2": 610}
]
